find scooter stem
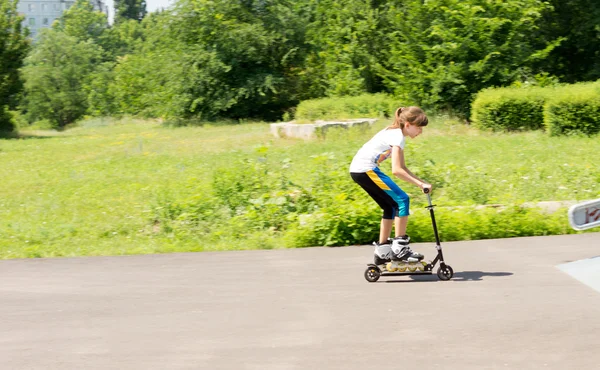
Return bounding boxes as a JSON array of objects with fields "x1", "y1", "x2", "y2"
[
  {"x1": 424, "y1": 191, "x2": 442, "y2": 247},
  {"x1": 426, "y1": 193, "x2": 433, "y2": 207}
]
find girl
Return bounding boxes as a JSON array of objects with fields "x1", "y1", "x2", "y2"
[{"x1": 350, "y1": 106, "x2": 432, "y2": 265}]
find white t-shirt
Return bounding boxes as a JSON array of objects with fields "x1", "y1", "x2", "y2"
[{"x1": 349, "y1": 128, "x2": 405, "y2": 173}]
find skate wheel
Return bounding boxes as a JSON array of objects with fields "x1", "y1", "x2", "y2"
[
  {"x1": 365, "y1": 266, "x2": 381, "y2": 282},
  {"x1": 437, "y1": 265, "x2": 454, "y2": 281},
  {"x1": 407, "y1": 263, "x2": 417, "y2": 272},
  {"x1": 397, "y1": 265, "x2": 407, "y2": 272}
]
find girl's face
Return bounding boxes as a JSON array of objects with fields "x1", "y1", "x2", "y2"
[{"x1": 404, "y1": 122, "x2": 423, "y2": 138}]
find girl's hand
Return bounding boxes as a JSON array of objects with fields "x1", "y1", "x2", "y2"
[{"x1": 421, "y1": 182, "x2": 432, "y2": 194}]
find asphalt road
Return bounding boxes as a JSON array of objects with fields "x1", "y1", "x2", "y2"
[{"x1": 1, "y1": 233, "x2": 599, "y2": 370}]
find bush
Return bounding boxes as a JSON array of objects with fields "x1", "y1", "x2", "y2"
[
  {"x1": 7, "y1": 110, "x2": 29, "y2": 131},
  {"x1": 544, "y1": 82, "x2": 600, "y2": 136},
  {"x1": 295, "y1": 93, "x2": 401, "y2": 121},
  {"x1": 0, "y1": 107, "x2": 15, "y2": 132},
  {"x1": 471, "y1": 86, "x2": 549, "y2": 131},
  {"x1": 472, "y1": 81, "x2": 600, "y2": 135},
  {"x1": 424, "y1": 206, "x2": 574, "y2": 242},
  {"x1": 284, "y1": 203, "x2": 575, "y2": 248},
  {"x1": 283, "y1": 200, "x2": 381, "y2": 248}
]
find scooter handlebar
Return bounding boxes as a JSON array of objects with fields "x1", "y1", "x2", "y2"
[{"x1": 423, "y1": 187, "x2": 430, "y2": 194}]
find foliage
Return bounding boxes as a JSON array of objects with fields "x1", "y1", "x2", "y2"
[
  {"x1": 287, "y1": 202, "x2": 575, "y2": 248},
  {"x1": 471, "y1": 81, "x2": 600, "y2": 135},
  {"x1": 301, "y1": 0, "x2": 386, "y2": 97},
  {"x1": 0, "y1": 0, "x2": 30, "y2": 131},
  {"x1": 161, "y1": 0, "x2": 312, "y2": 121},
  {"x1": 20, "y1": 0, "x2": 123, "y2": 126},
  {"x1": 12, "y1": 0, "x2": 600, "y2": 131},
  {"x1": 102, "y1": 19, "x2": 146, "y2": 58},
  {"x1": 471, "y1": 86, "x2": 549, "y2": 131},
  {"x1": 87, "y1": 62, "x2": 117, "y2": 116},
  {"x1": 544, "y1": 82, "x2": 600, "y2": 136},
  {"x1": 103, "y1": 13, "x2": 173, "y2": 118},
  {"x1": 21, "y1": 30, "x2": 103, "y2": 128},
  {"x1": 534, "y1": 0, "x2": 600, "y2": 83},
  {"x1": 110, "y1": 47, "x2": 191, "y2": 118},
  {"x1": 115, "y1": 0, "x2": 147, "y2": 23},
  {"x1": 55, "y1": 0, "x2": 109, "y2": 45},
  {"x1": 379, "y1": 0, "x2": 557, "y2": 118},
  {"x1": 295, "y1": 93, "x2": 401, "y2": 121}
]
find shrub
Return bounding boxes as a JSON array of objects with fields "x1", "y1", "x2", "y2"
[
  {"x1": 0, "y1": 107, "x2": 14, "y2": 132},
  {"x1": 8, "y1": 110, "x2": 31, "y2": 130},
  {"x1": 295, "y1": 93, "x2": 401, "y2": 121},
  {"x1": 152, "y1": 147, "x2": 321, "y2": 238},
  {"x1": 471, "y1": 86, "x2": 549, "y2": 131},
  {"x1": 472, "y1": 81, "x2": 600, "y2": 135},
  {"x1": 282, "y1": 199, "x2": 382, "y2": 248},
  {"x1": 284, "y1": 203, "x2": 575, "y2": 248},
  {"x1": 426, "y1": 206, "x2": 574, "y2": 242},
  {"x1": 544, "y1": 82, "x2": 600, "y2": 136}
]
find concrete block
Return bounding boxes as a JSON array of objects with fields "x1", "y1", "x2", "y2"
[{"x1": 270, "y1": 118, "x2": 377, "y2": 139}]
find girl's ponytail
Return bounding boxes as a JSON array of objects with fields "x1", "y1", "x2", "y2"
[
  {"x1": 387, "y1": 106, "x2": 428, "y2": 130},
  {"x1": 388, "y1": 107, "x2": 404, "y2": 129}
]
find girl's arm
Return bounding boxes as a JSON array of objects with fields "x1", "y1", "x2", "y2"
[{"x1": 391, "y1": 146, "x2": 431, "y2": 191}]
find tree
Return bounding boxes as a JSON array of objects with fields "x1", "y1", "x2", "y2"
[
  {"x1": 44, "y1": 0, "x2": 120, "y2": 118},
  {"x1": 22, "y1": 30, "x2": 102, "y2": 128},
  {"x1": 140, "y1": 0, "x2": 312, "y2": 121},
  {"x1": 109, "y1": 12, "x2": 240, "y2": 120},
  {"x1": 379, "y1": 0, "x2": 557, "y2": 117},
  {"x1": 302, "y1": 0, "x2": 387, "y2": 97},
  {"x1": 534, "y1": 0, "x2": 600, "y2": 82},
  {"x1": 0, "y1": 0, "x2": 30, "y2": 131},
  {"x1": 53, "y1": 0, "x2": 113, "y2": 58},
  {"x1": 115, "y1": 0, "x2": 147, "y2": 23},
  {"x1": 102, "y1": 18, "x2": 146, "y2": 58}
]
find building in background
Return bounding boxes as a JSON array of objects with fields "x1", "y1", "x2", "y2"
[{"x1": 17, "y1": 0, "x2": 109, "y2": 39}]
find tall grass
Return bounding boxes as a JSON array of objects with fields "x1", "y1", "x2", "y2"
[{"x1": 0, "y1": 116, "x2": 597, "y2": 259}]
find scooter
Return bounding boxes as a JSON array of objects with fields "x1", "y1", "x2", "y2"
[{"x1": 364, "y1": 188, "x2": 454, "y2": 282}]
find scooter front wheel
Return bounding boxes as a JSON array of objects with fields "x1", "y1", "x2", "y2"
[
  {"x1": 364, "y1": 266, "x2": 381, "y2": 282},
  {"x1": 437, "y1": 265, "x2": 454, "y2": 281}
]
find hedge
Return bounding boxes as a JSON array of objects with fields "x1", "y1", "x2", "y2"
[
  {"x1": 295, "y1": 93, "x2": 401, "y2": 121},
  {"x1": 544, "y1": 82, "x2": 600, "y2": 136},
  {"x1": 472, "y1": 81, "x2": 600, "y2": 136},
  {"x1": 471, "y1": 86, "x2": 549, "y2": 131}
]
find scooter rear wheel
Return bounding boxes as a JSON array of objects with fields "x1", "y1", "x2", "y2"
[
  {"x1": 364, "y1": 266, "x2": 381, "y2": 282},
  {"x1": 437, "y1": 265, "x2": 454, "y2": 281}
]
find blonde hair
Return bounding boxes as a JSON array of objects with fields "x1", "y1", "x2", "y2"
[{"x1": 388, "y1": 106, "x2": 428, "y2": 129}]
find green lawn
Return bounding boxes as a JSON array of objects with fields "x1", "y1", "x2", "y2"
[{"x1": 1, "y1": 117, "x2": 598, "y2": 259}]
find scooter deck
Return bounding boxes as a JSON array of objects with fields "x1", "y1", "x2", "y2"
[
  {"x1": 366, "y1": 259, "x2": 452, "y2": 282},
  {"x1": 379, "y1": 271, "x2": 433, "y2": 276},
  {"x1": 369, "y1": 262, "x2": 433, "y2": 273}
]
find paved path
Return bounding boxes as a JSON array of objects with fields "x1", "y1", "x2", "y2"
[{"x1": 1, "y1": 233, "x2": 599, "y2": 370}]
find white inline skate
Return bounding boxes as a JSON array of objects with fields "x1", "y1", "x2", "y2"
[{"x1": 373, "y1": 238, "x2": 427, "y2": 274}]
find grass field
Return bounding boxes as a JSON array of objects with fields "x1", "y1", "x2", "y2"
[{"x1": 1, "y1": 116, "x2": 598, "y2": 259}]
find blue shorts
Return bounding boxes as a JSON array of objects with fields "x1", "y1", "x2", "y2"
[{"x1": 350, "y1": 167, "x2": 410, "y2": 219}]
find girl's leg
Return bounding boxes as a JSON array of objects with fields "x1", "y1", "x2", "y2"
[
  {"x1": 395, "y1": 216, "x2": 408, "y2": 237},
  {"x1": 380, "y1": 218, "x2": 393, "y2": 244},
  {"x1": 351, "y1": 172, "x2": 398, "y2": 244}
]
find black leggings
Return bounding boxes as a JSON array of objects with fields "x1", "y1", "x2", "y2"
[{"x1": 351, "y1": 169, "x2": 410, "y2": 219}]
